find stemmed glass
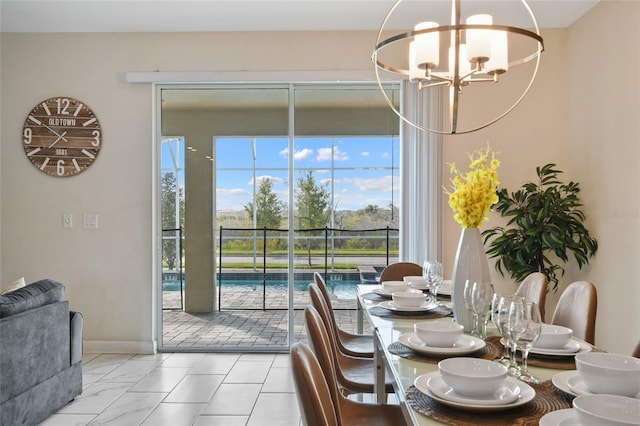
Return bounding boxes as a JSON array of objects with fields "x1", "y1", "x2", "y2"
[
  {"x1": 470, "y1": 280, "x2": 494, "y2": 339},
  {"x1": 508, "y1": 300, "x2": 542, "y2": 383},
  {"x1": 493, "y1": 294, "x2": 523, "y2": 374},
  {"x1": 422, "y1": 260, "x2": 443, "y2": 305},
  {"x1": 463, "y1": 280, "x2": 480, "y2": 336}
]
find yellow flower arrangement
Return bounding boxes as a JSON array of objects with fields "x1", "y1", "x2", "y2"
[{"x1": 446, "y1": 143, "x2": 500, "y2": 228}]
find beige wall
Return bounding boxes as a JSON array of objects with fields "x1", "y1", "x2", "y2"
[
  {"x1": 1, "y1": 3, "x2": 637, "y2": 354},
  {"x1": 566, "y1": 1, "x2": 640, "y2": 354}
]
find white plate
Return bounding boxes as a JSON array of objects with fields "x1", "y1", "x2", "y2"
[
  {"x1": 539, "y1": 409, "x2": 581, "y2": 426},
  {"x1": 552, "y1": 370, "x2": 640, "y2": 399},
  {"x1": 378, "y1": 300, "x2": 438, "y2": 313},
  {"x1": 372, "y1": 287, "x2": 424, "y2": 298},
  {"x1": 414, "y1": 371, "x2": 535, "y2": 412},
  {"x1": 501, "y1": 337, "x2": 592, "y2": 357},
  {"x1": 398, "y1": 332, "x2": 486, "y2": 356},
  {"x1": 371, "y1": 288, "x2": 394, "y2": 298},
  {"x1": 426, "y1": 372, "x2": 521, "y2": 406},
  {"x1": 438, "y1": 280, "x2": 452, "y2": 296}
]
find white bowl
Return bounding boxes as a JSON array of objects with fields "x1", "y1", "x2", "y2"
[
  {"x1": 438, "y1": 357, "x2": 508, "y2": 397},
  {"x1": 573, "y1": 394, "x2": 640, "y2": 426},
  {"x1": 403, "y1": 275, "x2": 427, "y2": 288},
  {"x1": 414, "y1": 321, "x2": 463, "y2": 347},
  {"x1": 381, "y1": 280, "x2": 409, "y2": 294},
  {"x1": 535, "y1": 324, "x2": 573, "y2": 349},
  {"x1": 575, "y1": 352, "x2": 640, "y2": 397},
  {"x1": 392, "y1": 291, "x2": 426, "y2": 308}
]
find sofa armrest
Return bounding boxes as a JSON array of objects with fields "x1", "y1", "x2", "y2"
[{"x1": 70, "y1": 311, "x2": 84, "y2": 365}]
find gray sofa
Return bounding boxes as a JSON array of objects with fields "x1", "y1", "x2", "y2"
[{"x1": 0, "y1": 279, "x2": 83, "y2": 426}]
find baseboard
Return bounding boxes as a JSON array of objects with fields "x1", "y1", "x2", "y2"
[{"x1": 84, "y1": 339, "x2": 157, "y2": 354}]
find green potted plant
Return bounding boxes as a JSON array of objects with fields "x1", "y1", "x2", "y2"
[{"x1": 481, "y1": 164, "x2": 598, "y2": 291}]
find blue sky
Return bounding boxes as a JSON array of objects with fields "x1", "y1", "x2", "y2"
[{"x1": 162, "y1": 136, "x2": 399, "y2": 212}]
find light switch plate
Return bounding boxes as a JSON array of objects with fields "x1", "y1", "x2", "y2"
[
  {"x1": 63, "y1": 213, "x2": 73, "y2": 229},
  {"x1": 83, "y1": 214, "x2": 99, "y2": 229}
]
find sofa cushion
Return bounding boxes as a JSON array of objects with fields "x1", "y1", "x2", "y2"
[{"x1": 0, "y1": 279, "x2": 65, "y2": 318}]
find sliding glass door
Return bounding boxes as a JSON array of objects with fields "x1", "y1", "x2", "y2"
[{"x1": 158, "y1": 83, "x2": 399, "y2": 352}]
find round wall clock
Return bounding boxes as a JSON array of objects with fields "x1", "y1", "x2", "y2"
[{"x1": 22, "y1": 96, "x2": 102, "y2": 177}]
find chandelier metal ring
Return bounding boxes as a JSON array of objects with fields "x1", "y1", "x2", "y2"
[{"x1": 372, "y1": 0, "x2": 545, "y2": 135}]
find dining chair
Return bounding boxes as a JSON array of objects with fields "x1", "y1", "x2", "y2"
[
  {"x1": 290, "y1": 342, "x2": 404, "y2": 426},
  {"x1": 515, "y1": 272, "x2": 549, "y2": 321},
  {"x1": 378, "y1": 261, "x2": 423, "y2": 283},
  {"x1": 632, "y1": 340, "x2": 640, "y2": 358},
  {"x1": 304, "y1": 302, "x2": 395, "y2": 396},
  {"x1": 313, "y1": 272, "x2": 374, "y2": 358},
  {"x1": 550, "y1": 281, "x2": 597, "y2": 345}
]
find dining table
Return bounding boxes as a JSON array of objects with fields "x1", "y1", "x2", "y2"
[{"x1": 356, "y1": 284, "x2": 595, "y2": 426}]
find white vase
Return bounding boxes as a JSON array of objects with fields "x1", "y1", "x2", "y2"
[{"x1": 451, "y1": 227, "x2": 491, "y2": 333}]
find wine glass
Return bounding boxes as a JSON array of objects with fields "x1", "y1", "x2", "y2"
[
  {"x1": 463, "y1": 280, "x2": 480, "y2": 337},
  {"x1": 422, "y1": 260, "x2": 443, "y2": 305},
  {"x1": 508, "y1": 300, "x2": 542, "y2": 383},
  {"x1": 470, "y1": 280, "x2": 494, "y2": 339},
  {"x1": 492, "y1": 293, "x2": 522, "y2": 370}
]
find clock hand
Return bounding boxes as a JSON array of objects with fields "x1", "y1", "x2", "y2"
[
  {"x1": 48, "y1": 131, "x2": 68, "y2": 149},
  {"x1": 41, "y1": 122, "x2": 69, "y2": 142}
]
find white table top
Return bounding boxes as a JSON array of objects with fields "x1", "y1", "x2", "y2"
[{"x1": 357, "y1": 284, "x2": 572, "y2": 426}]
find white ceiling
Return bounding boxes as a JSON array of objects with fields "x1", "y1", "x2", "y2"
[{"x1": 0, "y1": 0, "x2": 600, "y2": 33}]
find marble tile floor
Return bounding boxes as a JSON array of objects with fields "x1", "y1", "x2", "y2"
[
  {"x1": 40, "y1": 293, "x2": 375, "y2": 426},
  {"x1": 40, "y1": 352, "x2": 303, "y2": 426}
]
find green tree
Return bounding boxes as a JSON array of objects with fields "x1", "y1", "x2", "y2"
[
  {"x1": 295, "y1": 170, "x2": 331, "y2": 265},
  {"x1": 161, "y1": 172, "x2": 185, "y2": 270},
  {"x1": 244, "y1": 178, "x2": 287, "y2": 229}
]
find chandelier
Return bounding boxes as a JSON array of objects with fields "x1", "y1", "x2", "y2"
[{"x1": 372, "y1": 0, "x2": 544, "y2": 134}]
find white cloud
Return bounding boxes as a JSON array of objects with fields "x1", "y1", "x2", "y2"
[
  {"x1": 280, "y1": 147, "x2": 314, "y2": 161},
  {"x1": 361, "y1": 151, "x2": 370, "y2": 157},
  {"x1": 248, "y1": 175, "x2": 285, "y2": 186},
  {"x1": 317, "y1": 146, "x2": 349, "y2": 162},
  {"x1": 216, "y1": 188, "x2": 247, "y2": 196},
  {"x1": 353, "y1": 175, "x2": 398, "y2": 192},
  {"x1": 381, "y1": 152, "x2": 390, "y2": 158}
]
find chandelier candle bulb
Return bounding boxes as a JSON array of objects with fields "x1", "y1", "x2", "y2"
[
  {"x1": 414, "y1": 21, "x2": 439, "y2": 70},
  {"x1": 485, "y1": 30, "x2": 509, "y2": 76},
  {"x1": 466, "y1": 14, "x2": 492, "y2": 65}
]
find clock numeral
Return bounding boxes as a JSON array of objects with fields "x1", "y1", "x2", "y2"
[
  {"x1": 91, "y1": 130, "x2": 101, "y2": 146},
  {"x1": 56, "y1": 160, "x2": 65, "y2": 176},
  {"x1": 23, "y1": 127, "x2": 32, "y2": 144},
  {"x1": 83, "y1": 117, "x2": 97, "y2": 127},
  {"x1": 56, "y1": 98, "x2": 71, "y2": 115},
  {"x1": 72, "y1": 159, "x2": 81, "y2": 172},
  {"x1": 82, "y1": 149, "x2": 96, "y2": 159}
]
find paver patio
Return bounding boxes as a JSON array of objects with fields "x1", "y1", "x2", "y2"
[{"x1": 162, "y1": 289, "x2": 371, "y2": 350}]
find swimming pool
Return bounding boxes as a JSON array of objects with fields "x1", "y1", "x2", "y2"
[{"x1": 163, "y1": 278, "x2": 363, "y2": 299}]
